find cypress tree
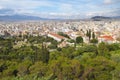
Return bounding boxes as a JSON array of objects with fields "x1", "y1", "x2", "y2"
[
  {"x1": 88, "y1": 29, "x2": 91, "y2": 41},
  {"x1": 92, "y1": 32, "x2": 95, "y2": 39}
]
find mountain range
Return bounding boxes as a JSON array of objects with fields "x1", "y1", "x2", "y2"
[
  {"x1": 0, "y1": 15, "x2": 48, "y2": 21},
  {"x1": 0, "y1": 15, "x2": 120, "y2": 21}
]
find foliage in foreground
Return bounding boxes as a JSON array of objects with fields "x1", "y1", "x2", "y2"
[{"x1": 0, "y1": 36, "x2": 120, "y2": 80}]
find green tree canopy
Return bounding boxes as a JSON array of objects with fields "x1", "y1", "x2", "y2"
[{"x1": 76, "y1": 36, "x2": 83, "y2": 44}]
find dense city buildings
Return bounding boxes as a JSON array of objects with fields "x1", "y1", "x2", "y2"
[{"x1": 0, "y1": 20, "x2": 119, "y2": 44}]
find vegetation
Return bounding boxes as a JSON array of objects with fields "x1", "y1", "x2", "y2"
[
  {"x1": 86, "y1": 29, "x2": 92, "y2": 41},
  {"x1": 76, "y1": 36, "x2": 83, "y2": 44},
  {"x1": 0, "y1": 35, "x2": 120, "y2": 80},
  {"x1": 58, "y1": 32, "x2": 70, "y2": 38},
  {"x1": 90, "y1": 38, "x2": 98, "y2": 44}
]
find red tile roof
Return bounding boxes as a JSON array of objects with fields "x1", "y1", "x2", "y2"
[
  {"x1": 49, "y1": 32, "x2": 66, "y2": 39},
  {"x1": 99, "y1": 35, "x2": 114, "y2": 41}
]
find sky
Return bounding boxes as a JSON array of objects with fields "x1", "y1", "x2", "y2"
[{"x1": 0, "y1": 0, "x2": 120, "y2": 19}]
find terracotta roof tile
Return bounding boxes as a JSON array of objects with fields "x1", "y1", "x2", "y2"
[
  {"x1": 99, "y1": 35, "x2": 114, "y2": 41},
  {"x1": 49, "y1": 32, "x2": 66, "y2": 39}
]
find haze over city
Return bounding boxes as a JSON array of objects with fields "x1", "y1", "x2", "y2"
[{"x1": 0, "y1": 0, "x2": 120, "y2": 19}]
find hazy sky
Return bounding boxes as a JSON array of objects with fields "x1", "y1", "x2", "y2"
[{"x1": 0, "y1": 0, "x2": 120, "y2": 19}]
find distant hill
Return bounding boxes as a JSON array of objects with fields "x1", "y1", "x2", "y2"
[
  {"x1": 91, "y1": 16, "x2": 111, "y2": 21},
  {"x1": 112, "y1": 16, "x2": 120, "y2": 19},
  {"x1": 0, "y1": 15, "x2": 49, "y2": 21},
  {"x1": 91, "y1": 16, "x2": 120, "y2": 21}
]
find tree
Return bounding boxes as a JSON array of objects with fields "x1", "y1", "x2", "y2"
[
  {"x1": 86, "y1": 30, "x2": 89, "y2": 37},
  {"x1": 86, "y1": 29, "x2": 92, "y2": 41},
  {"x1": 110, "y1": 50, "x2": 120, "y2": 63},
  {"x1": 97, "y1": 42, "x2": 110, "y2": 57},
  {"x1": 112, "y1": 63, "x2": 120, "y2": 80},
  {"x1": 76, "y1": 36, "x2": 83, "y2": 44},
  {"x1": 48, "y1": 44, "x2": 57, "y2": 49},
  {"x1": 61, "y1": 47, "x2": 75, "y2": 59},
  {"x1": 41, "y1": 43, "x2": 50, "y2": 63},
  {"x1": 81, "y1": 56, "x2": 115, "y2": 80},
  {"x1": 58, "y1": 32, "x2": 70, "y2": 38},
  {"x1": 90, "y1": 38, "x2": 98, "y2": 44},
  {"x1": 15, "y1": 46, "x2": 34, "y2": 61},
  {"x1": 106, "y1": 43, "x2": 120, "y2": 51},
  {"x1": 29, "y1": 61, "x2": 47, "y2": 77},
  {"x1": 88, "y1": 29, "x2": 91, "y2": 41},
  {"x1": 49, "y1": 57, "x2": 83, "y2": 80},
  {"x1": 17, "y1": 60, "x2": 32, "y2": 77},
  {"x1": 92, "y1": 32, "x2": 95, "y2": 39},
  {"x1": 3, "y1": 61, "x2": 18, "y2": 77}
]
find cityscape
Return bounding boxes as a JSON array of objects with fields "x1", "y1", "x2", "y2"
[
  {"x1": 0, "y1": 20, "x2": 120, "y2": 45},
  {"x1": 0, "y1": 0, "x2": 120, "y2": 80}
]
